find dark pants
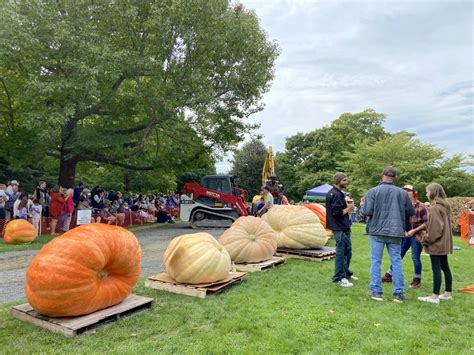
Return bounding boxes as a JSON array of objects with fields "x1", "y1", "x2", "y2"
[
  {"x1": 332, "y1": 230, "x2": 353, "y2": 282},
  {"x1": 389, "y1": 236, "x2": 423, "y2": 277},
  {"x1": 430, "y1": 255, "x2": 452, "y2": 295}
]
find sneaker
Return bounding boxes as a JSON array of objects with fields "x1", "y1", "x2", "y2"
[
  {"x1": 393, "y1": 294, "x2": 405, "y2": 303},
  {"x1": 370, "y1": 292, "x2": 384, "y2": 301},
  {"x1": 418, "y1": 296, "x2": 440, "y2": 304},
  {"x1": 349, "y1": 275, "x2": 359, "y2": 280},
  {"x1": 381, "y1": 273, "x2": 392, "y2": 283},
  {"x1": 409, "y1": 277, "x2": 421, "y2": 289},
  {"x1": 335, "y1": 278, "x2": 353, "y2": 288},
  {"x1": 438, "y1": 294, "x2": 453, "y2": 300}
]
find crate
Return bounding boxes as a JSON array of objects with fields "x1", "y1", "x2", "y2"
[
  {"x1": 233, "y1": 256, "x2": 286, "y2": 272},
  {"x1": 276, "y1": 246, "x2": 336, "y2": 262},
  {"x1": 11, "y1": 294, "x2": 154, "y2": 337},
  {"x1": 145, "y1": 272, "x2": 246, "y2": 298}
]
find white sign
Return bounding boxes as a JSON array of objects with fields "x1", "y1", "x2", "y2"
[{"x1": 76, "y1": 210, "x2": 92, "y2": 225}]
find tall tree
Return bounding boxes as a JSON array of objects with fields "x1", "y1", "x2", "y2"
[
  {"x1": 230, "y1": 140, "x2": 268, "y2": 199},
  {"x1": 343, "y1": 132, "x2": 474, "y2": 200},
  {"x1": 278, "y1": 109, "x2": 387, "y2": 200},
  {"x1": 0, "y1": 0, "x2": 279, "y2": 186}
]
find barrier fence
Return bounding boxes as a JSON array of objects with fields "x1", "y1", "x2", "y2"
[{"x1": 0, "y1": 206, "x2": 179, "y2": 238}]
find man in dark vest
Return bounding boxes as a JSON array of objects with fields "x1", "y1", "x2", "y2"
[{"x1": 326, "y1": 172, "x2": 356, "y2": 287}]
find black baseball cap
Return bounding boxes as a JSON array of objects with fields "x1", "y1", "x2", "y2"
[{"x1": 382, "y1": 166, "x2": 397, "y2": 177}]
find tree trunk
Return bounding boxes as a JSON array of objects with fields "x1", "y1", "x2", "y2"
[
  {"x1": 124, "y1": 172, "x2": 130, "y2": 192},
  {"x1": 58, "y1": 158, "x2": 78, "y2": 188}
]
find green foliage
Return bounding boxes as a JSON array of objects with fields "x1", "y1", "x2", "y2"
[
  {"x1": 176, "y1": 167, "x2": 217, "y2": 193},
  {"x1": 0, "y1": 0, "x2": 279, "y2": 187},
  {"x1": 278, "y1": 109, "x2": 387, "y2": 200},
  {"x1": 279, "y1": 109, "x2": 472, "y2": 202},
  {"x1": 230, "y1": 140, "x2": 267, "y2": 198},
  {"x1": 344, "y1": 132, "x2": 474, "y2": 201}
]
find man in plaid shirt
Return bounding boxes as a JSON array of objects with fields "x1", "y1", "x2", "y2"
[{"x1": 382, "y1": 185, "x2": 428, "y2": 288}]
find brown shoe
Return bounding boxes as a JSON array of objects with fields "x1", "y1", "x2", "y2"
[
  {"x1": 381, "y1": 273, "x2": 392, "y2": 283},
  {"x1": 409, "y1": 277, "x2": 421, "y2": 289}
]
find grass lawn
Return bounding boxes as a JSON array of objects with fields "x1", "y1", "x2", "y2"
[
  {"x1": 0, "y1": 235, "x2": 57, "y2": 253},
  {"x1": 0, "y1": 222, "x2": 161, "y2": 253},
  {"x1": 1, "y1": 224, "x2": 473, "y2": 353}
]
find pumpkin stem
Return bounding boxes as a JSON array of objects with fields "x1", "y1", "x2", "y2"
[{"x1": 98, "y1": 270, "x2": 109, "y2": 279}]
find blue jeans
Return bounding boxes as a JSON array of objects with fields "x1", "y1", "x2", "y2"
[
  {"x1": 388, "y1": 237, "x2": 423, "y2": 277},
  {"x1": 370, "y1": 236, "x2": 405, "y2": 295},
  {"x1": 332, "y1": 231, "x2": 353, "y2": 282}
]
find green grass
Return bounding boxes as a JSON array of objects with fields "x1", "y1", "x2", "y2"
[
  {"x1": 0, "y1": 222, "x2": 161, "y2": 253},
  {"x1": 1, "y1": 224, "x2": 473, "y2": 353},
  {"x1": 0, "y1": 235, "x2": 57, "y2": 252}
]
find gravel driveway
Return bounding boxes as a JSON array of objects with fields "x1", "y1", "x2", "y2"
[{"x1": 0, "y1": 223, "x2": 223, "y2": 304}]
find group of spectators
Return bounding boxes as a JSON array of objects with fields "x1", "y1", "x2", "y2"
[
  {"x1": 326, "y1": 167, "x2": 454, "y2": 305},
  {"x1": 254, "y1": 183, "x2": 292, "y2": 217},
  {"x1": 0, "y1": 180, "x2": 178, "y2": 236}
]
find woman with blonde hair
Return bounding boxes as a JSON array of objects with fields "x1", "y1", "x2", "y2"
[{"x1": 410, "y1": 183, "x2": 453, "y2": 304}]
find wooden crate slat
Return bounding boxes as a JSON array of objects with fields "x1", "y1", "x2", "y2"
[
  {"x1": 234, "y1": 256, "x2": 286, "y2": 272},
  {"x1": 11, "y1": 308, "x2": 76, "y2": 336},
  {"x1": 145, "y1": 279, "x2": 207, "y2": 298},
  {"x1": 11, "y1": 294, "x2": 153, "y2": 336},
  {"x1": 276, "y1": 246, "x2": 336, "y2": 258},
  {"x1": 64, "y1": 294, "x2": 152, "y2": 329},
  {"x1": 145, "y1": 272, "x2": 247, "y2": 298}
]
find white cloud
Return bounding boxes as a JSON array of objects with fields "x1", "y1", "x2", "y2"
[{"x1": 217, "y1": 0, "x2": 473, "y2": 173}]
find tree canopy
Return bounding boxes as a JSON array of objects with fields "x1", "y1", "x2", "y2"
[
  {"x1": 229, "y1": 140, "x2": 268, "y2": 198},
  {"x1": 277, "y1": 109, "x2": 387, "y2": 199},
  {"x1": 0, "y1": 0, "x2": 279, "y2": 188},
  {"x1": 276, "y1": 109, "x2": 473, "y2": 201}
]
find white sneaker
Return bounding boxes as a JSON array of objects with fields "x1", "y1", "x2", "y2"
[
  {"x1": 418, "y1": 296, "x2": 440, "y2": 304},
  {"x1": 438, "y1": 294, "x2": 453, "y2": 300},
  {"x1": 349, "y1": 275, "x2": 359, "y2": 280},
  {"x1": 336, "y1": 278, "x2": 353, "y2": 287}
]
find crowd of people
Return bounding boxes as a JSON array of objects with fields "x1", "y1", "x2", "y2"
[
  {"x1": 0, "y1": 180, "x2": 178, "y2": 236},
  {"x1": 326, "y1": 167, "x2": 454, "y2": 305},
  {"x1": 0, "y1": 169, "x2": 463, "y2": 306}
]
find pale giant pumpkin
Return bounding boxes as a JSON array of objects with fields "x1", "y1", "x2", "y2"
[
  {"x1": 262, "y1": 205, "x2": 328, "y2": 249},
  {"x1": 164, "y1": 233, "x2": 231, "y2": 284},
  {"x1": 303, "y1": 203, "x2": 327, "y2": 228},
  {"x1": 4, "y1": 219, "x2": 36, "y2": 244},
  {"x1": 25, "y1": 224, "x2": 141, "y2": 317},
  {"x1": 219, "y1": 216, "x2": 277, "y2": 263}
]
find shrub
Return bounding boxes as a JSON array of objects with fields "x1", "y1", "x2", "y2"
[{"x1": 446, "y1": 197, "x2": 473, "y2": 234}]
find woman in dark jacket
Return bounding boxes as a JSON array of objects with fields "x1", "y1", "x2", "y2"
[{"x1": 410, "y1": 183, "x2": 453, "y2": 304}]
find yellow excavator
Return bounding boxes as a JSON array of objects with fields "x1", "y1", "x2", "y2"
[{"x1": 252, "y1": 146, "x2": 281, "y2": 210}]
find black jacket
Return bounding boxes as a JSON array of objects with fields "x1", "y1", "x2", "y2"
[{"x1": 326, "y1": 186, "x2": 351, "y2": 232}]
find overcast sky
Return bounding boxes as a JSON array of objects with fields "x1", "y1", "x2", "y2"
[{"x1": 217, "y1": 0, "x2": 473, "y2": 172}]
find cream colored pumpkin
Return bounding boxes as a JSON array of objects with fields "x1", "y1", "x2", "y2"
[
  {"x1": 262, "y1": 205, "x2": 328, "y2": 249},
  {"x1": 164, "y1": 232, "x2": 231, "y2": 284},
  {"x1": 219, "y1": 216, "x2": 277, "y2": 263}
]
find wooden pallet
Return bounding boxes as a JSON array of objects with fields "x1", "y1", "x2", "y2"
[
  {"x1": 276, "y1": 246, "x2": 336, "y2": 262},
  {"x1": 10, "y1": 294, "x2": 154, "y2": 337},
  {"x1": 145, "y1": 272, "x2": 246, "y2": 298},
  {"x1": 233, "y1": 256, "x2": 286, "y2": 272}
]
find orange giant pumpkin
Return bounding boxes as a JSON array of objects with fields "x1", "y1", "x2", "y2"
[
  {"x1": 303, "y1": 203, "x2": 326, "y2": 228},
  {"x1": 219, "y1": 216, "x2": 277, "y2": 263},
  {"x1": 25, "y1": 224, "x2": 141, "y2": 317},
  {"x1": 4, "y1": 219, "x2": 36, "y2": 244}
]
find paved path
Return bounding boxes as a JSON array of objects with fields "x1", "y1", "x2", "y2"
[{"x1": 0, "y1": 223, "x2": 222, "y2": 304}]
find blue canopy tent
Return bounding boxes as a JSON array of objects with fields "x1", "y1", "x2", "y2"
[
  {"x1": 302, "y1": 183, "x2": 347, "y2": 203},
  {"x1": 305, "y1": 183, "x2": 333, "y2": 197}
]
